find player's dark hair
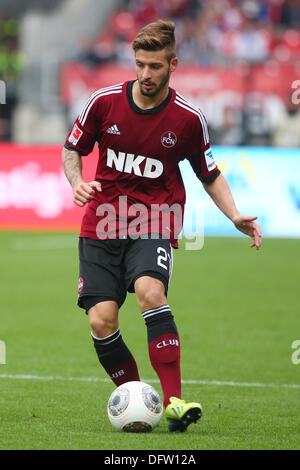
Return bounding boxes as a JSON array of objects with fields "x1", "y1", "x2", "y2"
[{"x1": 132, "y1": 19, "x2": 176, "y2": 62}]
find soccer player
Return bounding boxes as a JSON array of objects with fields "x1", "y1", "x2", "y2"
[{"x1": 62, "y1": 19, "x2": 261, "y2": 432}]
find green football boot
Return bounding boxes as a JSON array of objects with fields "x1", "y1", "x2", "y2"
[{"x1": 165, "y1": 396, "x2": 203, "y2": 432}]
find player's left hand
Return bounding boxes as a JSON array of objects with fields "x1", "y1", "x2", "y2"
[{"x1": 232, "y1": 214, "x2": 262, "y2": 250}]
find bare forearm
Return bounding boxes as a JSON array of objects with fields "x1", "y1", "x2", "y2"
[
  {"x1": 62, "y1": 146, "x2": 102, "y2": 207},
  {"x1": 202, "y1": 173, "x2": 240, "y2": 221},
  {"x1": 203, "y1": 173, "x2": 261, "y2": 248},
  {"x1": 62, "y1": 147, "x2": 83, "y2": 190}
]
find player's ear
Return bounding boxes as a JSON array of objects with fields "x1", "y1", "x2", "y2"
[{"x1": 170, "y1": 57, "x2": 178, "y2": 73}]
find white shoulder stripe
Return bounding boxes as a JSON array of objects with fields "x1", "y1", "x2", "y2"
[
  {"x1": 78, "y1": 83, "x2": 123, "y2": 122},
  {"x1": 175, "y1": 93, "x2": 209, "y2": 144},
  {"x1": 174, "y1": 99, "x2": 209, "y2": 145},
  {"x1": 79, "y1": 88, "x2": 122, "y2": 126},
  {"x1": 88, "y1": 82, "x2": 124, "y2": 102},
  {"x1": 78, "y1": 83, "x2": 123, "y2": 124},
  {"x1": 176, "y1": 92, "x2": 206, "y2": 119}
]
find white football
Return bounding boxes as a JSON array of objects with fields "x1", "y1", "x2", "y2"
[{"x1": 107, "y1": 381, "x2": 163, "y2": 432}]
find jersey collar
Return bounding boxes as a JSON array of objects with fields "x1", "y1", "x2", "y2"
[{"x1": 126, "y1": 80, "x2": 172, "y2": 114}]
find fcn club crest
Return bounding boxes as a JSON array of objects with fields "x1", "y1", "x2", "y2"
[{"x1": 161, "y1": 131, "x2": 177, "y2": 148}]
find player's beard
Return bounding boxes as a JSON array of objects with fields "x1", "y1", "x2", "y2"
[{"x1": 139, "y1": 66, "x2": 171, "y2": 98}]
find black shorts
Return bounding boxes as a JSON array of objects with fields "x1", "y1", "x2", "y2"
[{"x1": 77, "y1": 236, "x2": 173, "y2": 313}]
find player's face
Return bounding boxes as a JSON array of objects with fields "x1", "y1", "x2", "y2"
[{"x1": 135, "y1": 49, "x2": 178, "y2": 98}]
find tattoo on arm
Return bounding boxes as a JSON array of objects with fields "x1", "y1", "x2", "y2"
[{"x1": 62, "y1": 148, "x2": 83, "y2": 189}]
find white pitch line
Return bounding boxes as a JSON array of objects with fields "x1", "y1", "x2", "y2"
[{"x1": 0, "y1": 374, "x2": 299, "y2": 389}]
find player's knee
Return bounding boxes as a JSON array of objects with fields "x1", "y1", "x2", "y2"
[
  {"x1": 88, "y1": 302, "x2": 118, "y2": 338},
  {"x1": 89, "y1": 314, "x2": 118, "y2": 338},
  {"x1": 136, "y1": 279, "x2": 166, "y2": 312}
]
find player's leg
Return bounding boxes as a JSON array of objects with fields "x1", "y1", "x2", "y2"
[
  {"x1": 125, "y1": 236, "x2": 202, "y2": 431},
  {"x1": 88, "y1": 300, "x2": 119, "y2": 338},
  {"x1": 134, "y1": 275, "x2": 181, "y2": 409},
  {"x1": 87, "y1": 300, "x2": 140, "y2": 386},
  {"x1": 77, "y1": 238, "x2": 140, "y2": 386},
  {"x1": 125, "y1": 237, "x2": 181, "y2": 407}
]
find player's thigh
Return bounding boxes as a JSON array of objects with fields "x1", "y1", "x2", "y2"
[
  {"x1": 124, "y1": 236, "x2": 173, "y2": 299},
  {"x1": 77, "y1": 237, "x2": 127, "y2": 314}
]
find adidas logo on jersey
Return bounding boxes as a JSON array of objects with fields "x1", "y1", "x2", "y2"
[{"x1": 106, "y1": 124, "x2": 120, "y2": 135}]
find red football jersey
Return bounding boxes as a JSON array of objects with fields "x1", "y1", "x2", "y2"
[{"x1": 65, "y1": 81, "x2": 220, "y2": 247}]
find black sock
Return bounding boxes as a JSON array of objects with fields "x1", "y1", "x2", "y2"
[{"x1": 91, "y1": 329, "x2": 140, "y2": 386}]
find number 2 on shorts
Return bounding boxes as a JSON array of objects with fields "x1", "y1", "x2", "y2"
[{"x1": 157, "y1": 246, "x2": 169, "y2": 271}]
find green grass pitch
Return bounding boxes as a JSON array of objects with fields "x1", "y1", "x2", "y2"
[{"x1": 0, "y1": 231, "x2": 299, "y2": 450}]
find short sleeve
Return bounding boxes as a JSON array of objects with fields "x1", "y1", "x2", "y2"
[
  {"x1": 187, "y1": 111, "x2": 220, "y2": 184},
  {"x1": 65, "y1": 93, "x2": 100, "y2": 156}
]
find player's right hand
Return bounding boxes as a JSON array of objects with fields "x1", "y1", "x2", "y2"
[{"x1": 73, "y1": 181, "x2": 102, "y2": 207}]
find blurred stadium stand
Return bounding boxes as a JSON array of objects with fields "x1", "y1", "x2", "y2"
[
  {"x1": 0, "y1": 0, "x2": 118, "y2": 142},
  {"x1": 0, "y1": 0, "x2": 299, "y2": 146}
]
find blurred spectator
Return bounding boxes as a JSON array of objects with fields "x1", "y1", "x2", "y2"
[
  {"x1": 229, "y1": 20, "x2": 271, "y2": 63},
  {"x1": 242, "y1": 92, "x2": 273, "y2": 146},
  {"x1": 280, "y1": 0, "x2": 300, "y2": 29},
  {"x1": 273, "y1": 96, "x2": 300, "y2": 147},
  {"x1": 64, "y1": 0, "x2": 300, "y2": 147},
  {"x1": 71, "y1": 0, "x2": 300, "y2": 68},
  {"x1": 209, "y1": 105, "x2": 244, "y2": 146},
  {"x1": 70, "y1": 36, "x2": 117, "y2": 67},
  {"x1": 0, "y1": 14, "x2": 23, "y2": 141}
]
